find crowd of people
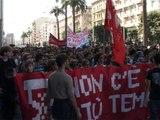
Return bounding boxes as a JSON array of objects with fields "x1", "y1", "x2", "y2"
[
  {"x1": 0, "y1": 42, "x2": 159, "y2": 120},
  {"x1": 8, "y1": 43, "x2": 160, "y2": 73}
]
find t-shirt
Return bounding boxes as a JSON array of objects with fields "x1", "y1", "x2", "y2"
[
  {"x1": 0, "y1": 58, "x2": 17, "y2": 94},
  {"x1": 34, "y1": 65, "x2": 45, "y2": 72},
  {"x1": 147, "y1": 67, "x2": 160, "y2": 100},
  {"x1": 47, "y1": 70, "x2": 74, "y2": 99}
]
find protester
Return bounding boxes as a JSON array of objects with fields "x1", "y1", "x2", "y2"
[
  {"x1": 18, "y1": 52, "x2": 32, "y2": 72},
  {"x1": 0, "y1": 46, "x2": 17, "y2": 120},
  {"x1": 47, "y1": 59, "x2": 56, "y2": 72},
  {"x1": 94, "y1": 53, "x2": 106, "y2": 67},
  {"x1": 24, "y1": 60, "x2": 34, "y2": 73},
  {"x1": 144, "y1": 53, "x2": 160, "y2": 120},
  {"x1": 47, "y1": 53, "x2": 82, "y2": 120},
  {"x1": 33, "y1": 53, "x2": 45, "y2": 72}
]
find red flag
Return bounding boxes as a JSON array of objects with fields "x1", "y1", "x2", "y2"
[
  {"x1": 49, "y1": 33, "x2": 66, "y2": 46},
  {"x1": 105, "y1": 0, "x2": 126, "y2": 64}
]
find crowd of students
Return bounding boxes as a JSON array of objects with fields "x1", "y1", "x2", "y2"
[
  {"x1": 9, "y1": 44, "x2": 159, "y2": 73},
  {"x1": 0, "y1": 43, "x2": 159, "y2": 120}
]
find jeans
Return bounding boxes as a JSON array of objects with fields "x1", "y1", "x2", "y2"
[{"x1": 149, "y1": 100, "x2": 160, "y2": 120}]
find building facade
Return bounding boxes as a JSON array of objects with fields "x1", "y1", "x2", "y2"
[
  {"x1": 5, "y1": 33, "x2": 15, "y2": 45},
  {"x1": 91, "y1": 0, "x2": 160, "y2": 40},
  {"x1": 32, "y1": 17, "x2": 49, "y2": 45},
  {"x1": 114, "y1": 0, "x2": 160, "y2": 28}
]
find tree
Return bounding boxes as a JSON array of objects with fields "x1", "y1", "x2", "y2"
[
  {"x1": 63, "y1": 0, "x2": 87, "y2": 33},
  {"x1": 94, "y1": 25, "x2": 110, "y2": 44},
  {"x1": 21, "y1": 32, "x2": 27, "y2": 44},
  {"x1": 56, "y1": 0, "x2": 68, "y2": 39},
  {"x1": 27, "y1": 28, "x2": 32, "y2": 45},
  {"x1": 50, "y1": 6, "x2": 64, "y2": 40},
  {"x1": 126, "y1": 27, "x2": 139, "y2": 43},
  {"x1": 139, "y1": 10, "x2": 160, "y2": 45}
]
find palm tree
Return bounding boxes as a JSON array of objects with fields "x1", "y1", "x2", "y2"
[
  {"x1": 56, "y1": 0, "x2": 68, "y2": 39},
  {"x1": 63, "y1": 0, "x2": 87, "y2": 33},
  {"x1": 21, "y1": 32, "x2": 27, "y2": 44},
  {"x1": 50, "y1": 6, "x2": 64, "y2": 39}
]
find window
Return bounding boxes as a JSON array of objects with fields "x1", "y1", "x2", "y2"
[{"x1": 151, "y1": 0, "x2": 156, "y2": 7}]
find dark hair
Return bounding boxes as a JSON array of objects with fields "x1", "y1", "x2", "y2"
[
  {"x1": 94, "y1": 53, "x2": 103, "y2": 63},
  {"x1": 47, "y1": 59, "x2": 56, "y2": 71},
  {"x1": 154, "y1": 53, "x2": 160, "y2": 65},
  {"x1": 35, "y1": 53, "x2": 43, "y2": 62},
  {"x1": 56, "y1": 54, "x2": 68, "y2": 67},
  {"x1": 25, "y1": 60, "x2": 33, "y2": 68},
  {"x1": 129, "y1": 49, "x2": 136, "y2": 56},
  {"x1": 0, "y1": 46, "x2": 12, "y2": 56}
]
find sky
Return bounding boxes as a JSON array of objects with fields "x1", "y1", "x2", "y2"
[{"x1": 3, "y1": 0, "x2": 92, "y2": 41}]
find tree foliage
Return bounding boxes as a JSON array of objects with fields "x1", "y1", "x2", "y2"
[
  {"x1": 21, "y1": 32, "x2": 28, "y2": 44},
  {"x1": 94, "y1": 25, "x2": 110, "y2": 44},
  {"x1": 126, "y1": 27, "x2": 139, "y2": 43},
  {"x1": 50, "y1": 6, "x2": 64, "y2": 39},
  {"x1": 139, "y1": 10, "x2": 160, "y2": 45},
  {"x1": 62, "y1": 0, "x2": 87, "y2": 33}
]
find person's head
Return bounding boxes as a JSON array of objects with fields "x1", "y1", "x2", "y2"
[
  {"x1": 13, "y1": 49, "x2": 20, "y2": 58},
  {"x1": 35, "y1": 53, "x2": 44, "y2": 64},
  {"x1": 0, "y1": 46, "x2": 12, "y2": 57},
  {"x1": 69, "y1": 59, "x2": 79, "y2": 70},
  {"x1": 94, "y1": 53, "x2": 104, "y2": 65},
  {"x1": 24, "y1": 60, "x2": 33, "y2": 73},
  {"x1": 82, "y1": 59, "x2": 90, "y2": 67},
  {"x1": 22, "y1": 53, "x2": 32, "y2": 62},
  {"x1": 56, "y1": 53, "x2": 68, "y2": 68},
  {"x1": 129, "y1": 48, "x2": 136, "y2": 56},
  {"x1": 47, "y1": 59, "x2": 56, "y2": 72},
  {"x1": 153, "y1": 53, "x2": 160, "y2": 65}
]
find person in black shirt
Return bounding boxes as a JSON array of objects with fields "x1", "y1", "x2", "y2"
[
  {"x1": 0, "y1": 46, "x2": 17, "y2": 120},
  {"x1": 144, "y1": 53, "x2": 160, "y2": 120}
]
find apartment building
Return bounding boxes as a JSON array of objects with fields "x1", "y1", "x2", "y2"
[
  {"x1": 75, "y1": 6, "x2": 92, "y2": 31},
  {"x1": 5, "y1": 33, "x2": 15, "y2": 45},
  {"x1": 92, "y1": 0, "x2": 160, "y2": 28},
  {"x1": 115, "y1": 0, "x2": 160, "y2": 28},
  {"x1": 32, "y1": 17, "x2": 49, "y2": 44},
  {"x1": 92, "y1": 0, "x2": 106, "y2": 26}
]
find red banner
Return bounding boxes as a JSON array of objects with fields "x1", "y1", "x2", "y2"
[
  {"x1": 15, "y1": 64, "x2": 153, "y2": 120},
  {"x1": 105, "y1": 0, "x2": 126, "y2": 65},
  {"x1": 49, "y1": 33, "x2": 66, "y2": 46}
]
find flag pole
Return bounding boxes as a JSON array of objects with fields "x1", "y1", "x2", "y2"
[{"x1": 0, "y1": 0, "x2": 3, "y2": 48}]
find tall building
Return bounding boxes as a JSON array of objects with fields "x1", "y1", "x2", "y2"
[
  {"x1": 32, "y1": 17, "x2": 49, "y2": 45},
  {"x1": 75, "y1": 6, "x2": 92, "y2": 31},
  {"x1": 91, "y1": 0, "x2": 106, "y2": 41},
  {"x1": 92, "y1": 0, "x2": 106, "y2": 26},
  {"x1": 91, "y1": 0, "x2": 160, "y2": 40},
  {"x1": 5, "y1": 33, "x2": 15, "y2": 45},
  {"x1": 117, "y1": 0, "x2": 160, "y2": 27},
  {"x1": 47, "y1": 19, "x2": 57, "y2": 38}
]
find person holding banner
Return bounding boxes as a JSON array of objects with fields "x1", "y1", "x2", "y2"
[
  {"x1": 47, "y1": 53, "x2": 82, "y2": 120},
  {"x1": 144, "y1": 53, "x2": 160, "y2": 120}
]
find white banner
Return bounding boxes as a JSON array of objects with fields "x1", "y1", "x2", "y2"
[{"x1": 67, "y1": 27, "x2": 89, "y2": 48}]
